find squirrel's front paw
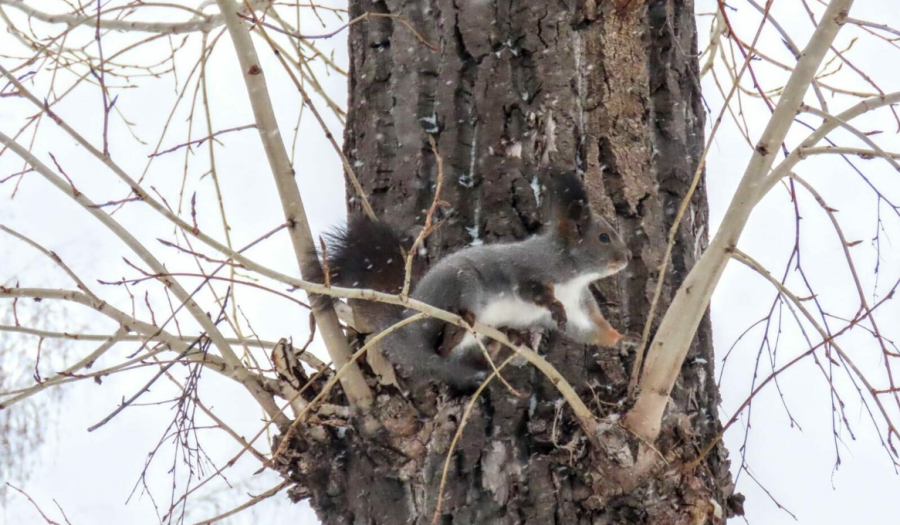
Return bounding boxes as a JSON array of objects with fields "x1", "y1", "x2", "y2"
[
  {"x1": 549, "y1": 300, "x2": 567, "y2": 331},
  {"x1": 617, "y1": 333, "x2": 641, "y2": 350}
]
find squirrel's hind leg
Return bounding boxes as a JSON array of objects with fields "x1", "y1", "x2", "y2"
[
  {"x1": 435, "y1": 309, "x2": 477, "y2": 357},
  {"x1": 414, "y1": 352, "x2": 489, "y2": 393}
]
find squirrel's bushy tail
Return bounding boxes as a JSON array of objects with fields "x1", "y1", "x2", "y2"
[
  {"x1": 320, "y1": 216, "x2": 412, "y2": 294},
  {"x1": 306, "y1": 216, "x2": 411, "y2": 332},
  {"x1": 309, "y1": 217, "x2": 488, "y2": 391}
]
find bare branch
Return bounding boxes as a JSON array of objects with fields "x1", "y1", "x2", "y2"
[
  {"x1": 801, "y1": 104, "x2": 900, "y2": 173},
  {"x1": 0, "y1": 130, "x2": 290, "y2": 426},
  {"x1": 215, "y1": 0, "x2": 372, "y2": 408},
  {"x1": 763, "y1": 91, "x2": 900, "y2": 193},
  {"x1": 0, "y1": 225, "x2": 99, "y2": 301},
  {"x1": 6, "y1": 483, "x2": 62, "y2": 525},
  {"x1": 402, "y1": 135, "x2": 445, "y2": 299},
  {"x1": 0, "y1": 0, "x2": 267, "y2": 34},
  {"x1": 189, "y1": 480, "x2": 291, "y2": 525},
  {"x1": 149, "y1": 124, "x2": 257, "y2": 158},
  {"x1": 800, "y1": 146, "x2": 900, "y2": 159},
  {"x1": 0, "y1": 325, "x2": 318, "y2": 364},
  {"x1": 847, "y1": 16, "x2": 900, "y2": 38},
  {"x1": 627, "y1": 0, "x2": 856, "y2": 442},
  {"x1": 730, "y1": 248, "x2": 900, "y2": 454}
]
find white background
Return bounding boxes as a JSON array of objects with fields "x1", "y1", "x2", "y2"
[{"x1": 2, "y1": 1, "x2": 900, "y2": 523}]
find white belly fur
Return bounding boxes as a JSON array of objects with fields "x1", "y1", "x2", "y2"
[
  {"x1": 452, "y1": 273, "x2": 600, "y2": 352},
  {"x1": 478, "y1": 296, "x2": 549, "y2": 328},
  {"x1": 552, "y1": 272, "x2": 600, "y2": 331}
]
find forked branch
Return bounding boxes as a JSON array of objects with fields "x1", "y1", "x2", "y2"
[{"x1": 625, "y1": 0, "x2": 855, "y2": 442}]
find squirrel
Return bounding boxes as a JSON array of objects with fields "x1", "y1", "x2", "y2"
[{"x1": 311, "y1": 167, "x2": 635, "y2": 392}]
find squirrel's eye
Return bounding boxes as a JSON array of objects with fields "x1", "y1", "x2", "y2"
[{"x1": 599, "y1": 233, "x2": 611, "y2": 243}]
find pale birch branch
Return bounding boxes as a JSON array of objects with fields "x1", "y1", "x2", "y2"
[
  {"x1": 243, "y1": 6, "x2": 376, "y2": 221},
  {"x1": 800, "y1": 104, "x2": 900, "y2": 173},
  {"x1": 630, "y1": 0, "x2": 775, "y2": 395},
  {"x1": 846, "y1": 16, "x2": 900, "y2": 38},
  {"x1": 0, "y1": 225, "x2": 100, "y2": 302},
  {"x1": 213, "y1": 0, "x2": 373, "y2": 408},
  {"x1": 0, "y1": 0, "x2": 266, "y2": 34},
  {"x1": 0, "y1": 328, "x2": 127, "y2": 407},
  {"x1": 800, "y1": 146, "x2": 900, "y2": 159},
  {"x1": 762, "y1": 91, "x2": 900, "y2": 195},
  {"x1": 625, "y1": 0, "x2": 855, "y2": 442}
]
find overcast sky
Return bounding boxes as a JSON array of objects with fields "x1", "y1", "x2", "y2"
[{"x1": 2, "y1": 1, "x2": 900, "y2": 524}]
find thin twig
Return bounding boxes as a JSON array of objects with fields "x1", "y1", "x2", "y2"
[
  {"x1": 238, "y1": 10, "x2": 437, "y2": 51},
  {"x1": 241, "y1": 2, "x2": 377, "y2": 221},
  {"x1": 189, "y1": 480, "x2": 291, "y2": 525},
  {"x1": 431, "y1": 354, "x2": 517, "y2": 525},
  {"x1": 149, "y1": 124, "x2": 257, "y2": 157},
  {"x1": 87, "y1": 334, "x2": 206, "y2": 432},
  {"x1": 6, "y1": 483, "x2": 62, "y2": 525},
  {"x1": 402, "y1": 135, "x2": 446, "y2": 299}
]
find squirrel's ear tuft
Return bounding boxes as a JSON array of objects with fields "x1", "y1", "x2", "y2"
[
  {"x1": 547, "y1": 168, "x2": 589, "y2": 211},
  {"x1": 545, "y1": 167, "x2": 590, "y2": 240},
  {"x1": 567, "y1": 200, "x2": 587, "y2": 223}
]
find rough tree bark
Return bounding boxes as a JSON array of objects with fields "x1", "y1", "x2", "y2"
[{"x1": 278, "y1": 1, "x2": 742, "y2": 523}]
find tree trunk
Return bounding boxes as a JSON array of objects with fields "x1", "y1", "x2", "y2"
[{"x1": 279, "y1": 1, "x2": 742, "y2": 523}]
